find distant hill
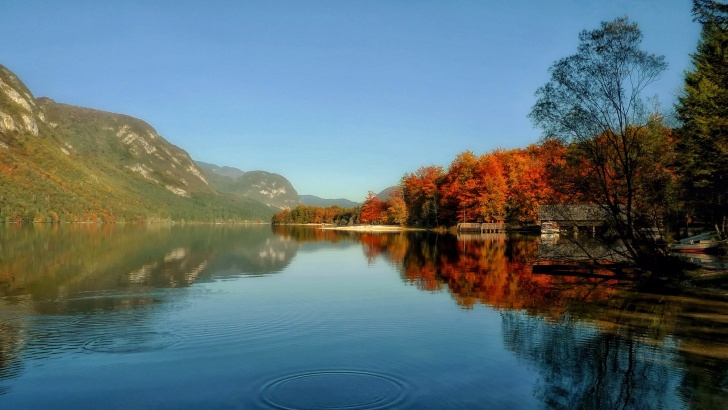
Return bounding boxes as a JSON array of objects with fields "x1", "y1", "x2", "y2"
[
  {"x1": 0, "y1": 64, "x2": 275, "y2": 222},
  {"x1": 299, "y1": 195, "x2": 360, "y2": 208},
  {"x1": 196, "y1": 162, "x2": 300, "y2": 210},
  {"x1": 376, "y1": 186, "x2": 399, "y2": 201}
]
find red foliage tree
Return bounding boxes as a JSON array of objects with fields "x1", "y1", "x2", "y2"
[{"x1": 360, "y1": 191, "x2": 387, "y2": 224}]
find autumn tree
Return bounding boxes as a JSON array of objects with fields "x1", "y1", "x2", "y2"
[
  {"x1": 475, "y1": 152, "x2": 509, "y2": 221},
  {"x1": 439, "y1": 151, "x2": 481, "y2": 223},
  {"x1": 360, "y1": 191, "x2": 387, "y2": 225},
  {"x1": 400, "y1": 166, "x2": 444, "y2": 227},
  {"x1": 502, "y1": 145, "x2": 560, "y2": 224},
  {"x1": 676, "y1": 0, "x2": 728, "y2": 233},
  {"x1": 384, "y1": 188, "x2": 408, "y2": 226},
  {"x1": 529, "y1": 17, "x2": 676, "y2": 276}
]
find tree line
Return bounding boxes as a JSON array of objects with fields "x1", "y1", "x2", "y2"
[
  {"x1": 275, "y1": 2, "x2": 726, "y2": 235},
  {"x1": 273, "y1": 2, "x2": 727, "y2": 278}
]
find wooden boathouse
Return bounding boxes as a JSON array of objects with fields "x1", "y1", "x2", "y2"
[
  {"x1": 457, "y1": 216, "x2": 506, "y2": 233},
  {"x1": 538, "y1": 205, "x2": 608, "y2": 233}
]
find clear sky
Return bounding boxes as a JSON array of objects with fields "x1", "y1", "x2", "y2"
[{"x1": 1, "y1": 0, "x2": 700, "y2": 201}]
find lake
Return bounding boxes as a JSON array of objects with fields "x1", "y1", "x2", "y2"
[{"x1": 0, "y1": 224, "x2": 726, "y2": 409}]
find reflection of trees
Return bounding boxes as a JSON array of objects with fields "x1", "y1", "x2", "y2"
[
  {"x1": 358, "y1": 230, "x2": 728, "y2": 407},
  {"x1": 501, "y1": 287, "x2": 728, "y2": 409},
  {"x1": 679, "y1": 352, "x2": 728, "y2": 409},
  {"x1": 361, "y1": 231, "x2": 616, "y2": 311},
  {"x1": 273, "y1": 225, "x2": 359, "y2": 244},
  {"x1": 502, "y1": 311, "x2": 677, "y2": 409}
]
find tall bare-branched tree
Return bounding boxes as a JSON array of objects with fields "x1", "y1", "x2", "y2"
[{"x1": 529, "y1": 17, "x2": 677, "y2": 276}]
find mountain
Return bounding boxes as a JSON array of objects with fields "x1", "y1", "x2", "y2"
[
  {"x1": 196, "y1": 162, "x2": 300, "y2": 210},
  {"x1": 376, "y1": 186, "x2": 399, "y2": 201},
  {"x1": 299, "y1": 195, "x2": 360, "y2": 208},
  {"x1": 0, "y1": 64, "x2": 275, "y2": 222},
  {"x1": 195, "y1": 161, "x2": 247, "y2": 179}
]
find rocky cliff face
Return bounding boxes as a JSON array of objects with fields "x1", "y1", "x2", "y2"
[
  {"x1": 0, "y1": 66, "x2": 41, "y2": 137},
  {"x1": 236, "y1": 170, "x2": 301, "y2": 210},
  {"x1": 1, "y1": 65, "x2": 212, "y2": 198},
  {"x1": 0, "y1": 65, "x2": 275, "y2": 222}
]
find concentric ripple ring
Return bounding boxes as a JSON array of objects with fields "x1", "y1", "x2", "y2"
[{"x1": 259, "y1": 370, "x2": 407, "y2": 410}]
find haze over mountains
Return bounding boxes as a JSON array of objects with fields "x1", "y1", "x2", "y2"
[{"x1": 0, "y1": 65, "x2": 360, "y2": 222}]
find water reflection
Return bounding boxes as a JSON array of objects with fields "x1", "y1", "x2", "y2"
[
  {"x1": 352, "y1": 231, "x2": 617, "y2": 311},
  {"x1": 325, "y1": 229, "x2": 728, "y2": 408},
  {"x1": 0, "y1": 224, "x2": 297, "y2": 300},
  {"x1": 0, "y1": 224, "x2": 298, "y2": 393},
  {"x1": 502, "y1": 311, "x2": 680, "y2": 409},
  {"x1": 0, "y1": 225, "x2": 725, "y2": 407}
]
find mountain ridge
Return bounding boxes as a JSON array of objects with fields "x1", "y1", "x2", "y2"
[{"x1": 0, "y1": 64, "x2": 285, "y2": 222}]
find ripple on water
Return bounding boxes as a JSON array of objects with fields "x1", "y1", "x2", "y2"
[
  {"x1": 83, "y1": 331, "x2": 181, "y2": 353},
  {"x1": 177, "y1": 297, "x2": 329, "y2": 348},
  {"x1": 1, "y1": 315, "x2": 81, "y2": 329},
  {"x1": 1, "y1": 315, "x2": 85, "y2": 365},
  {"x1": 259, "y1": 370, "x2": 408, "y2": 410}
]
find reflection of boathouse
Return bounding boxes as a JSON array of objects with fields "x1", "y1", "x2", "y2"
[{"x1": 538, "y1": 205, "x2": 608, "y2": 234}]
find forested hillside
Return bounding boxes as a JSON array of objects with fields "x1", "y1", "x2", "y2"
[{"x1": 0, "y1": 65, "x2": 274, "y2": 223}]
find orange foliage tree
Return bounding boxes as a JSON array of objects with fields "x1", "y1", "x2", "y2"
[
  {"x1": 396, "y1": 143, "x2": 568, "y2": 227},
  {"x1": 360, "y1": 191, "x2": 387, "y2": 225},
  {"x1": 439, "y1": 151, "x2": 481, "y2": 223},
  {"x1": 400, "y1": 166, "x2": 444, "y2": 227}
]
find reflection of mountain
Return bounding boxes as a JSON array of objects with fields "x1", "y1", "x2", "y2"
[
  {"x1": 0, "y1": 224, "x2": 298, "y2": 301},
  {"x1": 0, "y1": 224, "x2": 299, "y2": 392},
  {"x1": 202, "y1": 228, "x2": 299, "y2": 278}
]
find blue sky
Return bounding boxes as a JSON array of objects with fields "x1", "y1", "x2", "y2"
[{"x1": 2, "y1": 1, "x2": 700, "y2": 201}]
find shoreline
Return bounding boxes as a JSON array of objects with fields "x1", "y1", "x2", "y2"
[{"x1": 320, "y1": 224, "x2": 406, "y2": 232}]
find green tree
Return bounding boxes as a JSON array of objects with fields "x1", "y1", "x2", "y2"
[
  {"x1": 676, "y1": 0, "x2": 728, "y2": 233},
  {"x1": 529, "y1": 17, "x2": 676, "y2": 276}
]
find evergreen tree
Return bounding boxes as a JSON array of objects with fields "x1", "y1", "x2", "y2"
[{"x1": 676, "y1": 1, "x2": 728, "y2": 232}]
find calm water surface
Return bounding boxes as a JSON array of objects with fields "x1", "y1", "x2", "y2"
[{"x1": 0, "y1": 224, "x2": 726, "y2": 409}]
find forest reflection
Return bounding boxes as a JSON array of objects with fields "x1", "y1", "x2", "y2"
[
  {"x1": 334, "y1": 229, "x2": 728, "y2": 408},
  {"x1": 356, "y1": 231, "x2": 618, "y2": 312}
]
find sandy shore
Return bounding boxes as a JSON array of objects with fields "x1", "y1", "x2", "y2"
[{"x1": 320, "y1": 225, "x2": 405, "y2": 232}]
